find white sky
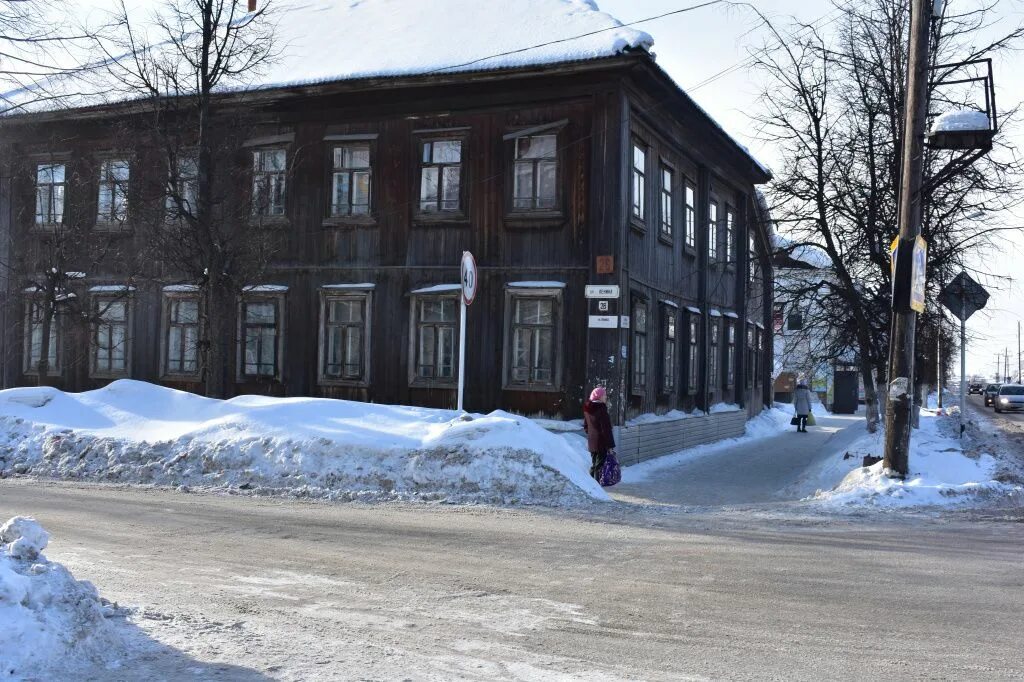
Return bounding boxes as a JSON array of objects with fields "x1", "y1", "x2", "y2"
[{"x1": 601, "y1": 0, "x2": 1024, "y2": 381}]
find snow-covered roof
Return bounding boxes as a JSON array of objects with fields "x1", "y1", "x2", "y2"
[
  {"x1": 931, "y1": 110, "x2": 990, "y2": 134},
  {"x1": 2, "y1": 0, "x2": 652, "y2": 115}
]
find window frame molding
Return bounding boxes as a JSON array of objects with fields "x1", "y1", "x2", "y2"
[
  {"x1": 236, "y1": 289, "x2": 287, "y2": 382},
  {"x1": 724, "y1": 207, "x2": 737, "y2": 271},
  {"x1": 657, "y1": 159, "x2": 676, "y2": 245},
  {"x1": 22, "y1": 295, "x2": 62, "y2": 376},
  {"x1": 33, "y1": 161, "x2": 68, "y2": 230},
  {"x1": 684, "y1": 181, "x2": 698, "y2": 254},
  {"x1": 504, "y1": 120, "x2": 567, "y2": 221},
  {"x1": 94, "y1": 155, "x2": 132, "y2": 232},
  {"x1": 324, "y1": 138, "x2": 376, "y2": 226},
  {"x1": 318, "y1": 285, "x2": 373, "y2": 388},
  {"x1": 407, "y1": 286, "x2": 461, "y2": 388},
  {"x1": 413, "y1": 131, "x2": 471, "y2": 225},
  {"x1": 629, "y1": 139, "x2": 649, "y2": 232},
  {"x1": 159, "y1": 287, "x2": 202, "y2": 381},
  {"x1": 660, "y1": 302, "x2": 678, "y2": 396},
  {"x1": 249, "y1": 146, "x2": 290, "y2": 225},
  {"x1": 502, "y1": 284, "x2": 564, "y2": 393},
  {"x1": 630, "y1": 294, "x2": 650, "y2": 396}
]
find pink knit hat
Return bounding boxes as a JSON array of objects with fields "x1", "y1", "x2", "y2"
[{"x1": 589, "y1": 386, "x2": 607, "y2": 402}]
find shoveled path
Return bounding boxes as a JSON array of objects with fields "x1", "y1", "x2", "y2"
[{"x1": 612, "y1": 410, "x2": 866, "y2": 507}]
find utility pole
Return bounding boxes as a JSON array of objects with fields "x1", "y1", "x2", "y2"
[
  {"x1": 1018, "y1": 321, "x2": 1021, "y2": 382},
  {"x1": 1005, "y1": 347, "x2": 1010, "y2": 383},
  {"x1": 883, "y1": 0, "x2": 934, "y2": 477},
  {"x1": 996, "y1": 352, "x2": 1002, "y2": 381}
]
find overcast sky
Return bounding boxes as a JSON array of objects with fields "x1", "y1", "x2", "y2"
[{"x1": 601, "y1": 0, "x2": 1024, "y2": 381}]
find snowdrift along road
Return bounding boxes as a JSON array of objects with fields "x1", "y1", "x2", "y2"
[{"x1": 0, "y1": 381, "x2": 608, "y2": 506}]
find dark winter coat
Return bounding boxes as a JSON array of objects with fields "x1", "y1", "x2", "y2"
[{"x1": 583, "y1": 400, "x2": 615, "y2": 453}]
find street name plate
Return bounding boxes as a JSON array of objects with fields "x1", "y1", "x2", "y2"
[
  {"x1": 585, "y1": 285, "x2": 620, "y2": 299},
  {"x1": 588, "y1": 315, "x2": 617, "y2": 329}
]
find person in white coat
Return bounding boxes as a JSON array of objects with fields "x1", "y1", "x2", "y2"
[{"x1": 793, "y1": 382, "x2": 812, "y2": 433}]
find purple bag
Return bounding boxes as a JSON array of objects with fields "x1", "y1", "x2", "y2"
[{"x1": 599, "y1": 450, "x2": 621, "y2": 487}]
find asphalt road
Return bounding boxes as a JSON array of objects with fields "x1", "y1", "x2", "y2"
[{"x1": 3, "y1": 480, "x2": 1023, "y2": 681}]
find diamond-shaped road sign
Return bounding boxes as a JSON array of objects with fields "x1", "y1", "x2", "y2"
[{"x1": 939, "y1": 272, "x2": 989, "y2": 322}]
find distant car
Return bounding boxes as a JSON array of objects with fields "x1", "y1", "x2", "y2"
[
  {"x1": 995, "y1": 384, "x2": 1024, "y2": 413},
  {"x1": 984, "y1": 383, "x2": 1002, "y2": 407},
  {"x1": 968, "y1": 382, "x2": 984, "y2": 395}
]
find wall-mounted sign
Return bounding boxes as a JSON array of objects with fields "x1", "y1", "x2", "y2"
[
  {"x1": 585, "y1": 285, "x2": 620, "y2": 299},
  {"x1": 620, "y1": 315, "x2": 630, "y2": 329},
  {"x1": 596, "y1": 255, "x2": 614, "y2": 274},
  {"x1": 588, "y1": 315, "x2": 618, "y2": 329},
  {"x1": 597, "y1": 300, "x2": 609, "y2": 312},
  {"x1": 910, "y1": 236, "x2": 927, "y2": 313}
]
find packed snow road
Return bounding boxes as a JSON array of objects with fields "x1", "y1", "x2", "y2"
[{"x1": 2, "y1": 480, "x2": 1023, "y2": 681}]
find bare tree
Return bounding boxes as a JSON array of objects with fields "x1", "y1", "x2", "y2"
[
  {"x1": 98, "y1": 0, "x2": 278, "y2": 398},
  {"x1": 754, "y1": 0, "x2": 1024, "y2": 431}
]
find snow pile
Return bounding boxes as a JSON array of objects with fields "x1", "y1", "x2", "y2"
[
  {"x1": 621, "y1": 406, "x2": 791, "y2": 483},
  {"x1": 0, "y1": 517, "x2": 123, "y2": 679},
  {"x1": 0, "y1": 381, "x2": 608, "y2": 506},
  {"x1": 931, "y1": 110, "x2": 990, "y2": 133},
  {"x1": 809, "y1": 409, "x2": 1019, "y2": 509}
]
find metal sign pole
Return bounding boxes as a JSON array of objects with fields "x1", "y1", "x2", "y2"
[
  {"x1": 457, "y1": 297, "x2": 467, "y2": 413},
  {"x1": 960, "y1": 298, "x2": 966, "y2": 437}
]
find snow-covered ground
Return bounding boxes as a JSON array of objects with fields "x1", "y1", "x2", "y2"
[
  {"x1": 807, "y1": 406, "x2": 1021, "y2": 509},
  {"x1": 0, "y1": 516, "x2": 124, "y2": 679},
  {"x1": 0, "y1": 381, "x2": 607, "y2": 506}
]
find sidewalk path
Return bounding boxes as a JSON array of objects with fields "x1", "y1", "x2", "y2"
[{"x1": 612, "y1": 411, "x2": 866, "y2": 507}]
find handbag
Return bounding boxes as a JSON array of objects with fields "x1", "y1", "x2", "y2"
[
  {"x1": 806, "y1": 413, "x2": 817, "y2": 426},
  {"x1": 599, "y1": 449, "x2": 622, "y2": 487},
  {"x1": 790, "y1": 416, "x2": 800, "y2": 426}
]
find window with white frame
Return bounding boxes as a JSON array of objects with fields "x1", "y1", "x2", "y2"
[
  {"x1": 252, "y1": 148, "x2": 287, "y2": 217},
  {"x1": 685, "y1": 184, "x2": 696, "y2": 249},
  {"x1": 709, "y1": 318, "x2": 720, "y2": 390},
  {"x1": 419, "y1": 139, "x2": 462, "y2": 213},
  {"x1": 726, "y1": 321, "x2": 736, "y2": 387},
  {"x1": 708, "y1": 201, "x2": 719, "y2": 261},
  {"x1": 747, "y1": 325, "x2": 756, "y2": 388},
  {"x1": 25, "y1": 299, "x2": 59, "y2": 374},
  {"x1": 506, "y1": 292, "x2": 559, "y2": 389},
  {"x1": 97, "y1": 159, "x2": 129, "y2": 224},
  {"x1": 631, "y1": 143, "x2": 646, "y2": 222},
  {"x1": 659, "y1": 165, "x2": 674, "y2": 239},
  {"x1": 749, "y1": 233, "x2": 757, "y2": 283},
  {"x1": 688, "y1": 314, "x2": 699, "y2": 394},
  {"x1": 412, "y1": 295, "x2": 458, "y2": 381},
  {"x1": 92, "y1": 297, "x2": 130, "y2": 376},
  {"x1": 166, "y1": 156, "x2": 198, "y2": 219},
  {"x1": 35, "y1": 163, "x2": 65, "y2": 226},
  {"x1": 725, "y1": 209, "x2": 735, "y2": 266},
  {"x1": 241, "y1": 298, "x2": 281, "y2": 378},
  {"x1": 163, "y1": 295, "x2": 200, "y2": 376},
  {"x1": 512, "y1": 134, "x2": 557, "y2": 211},
  {"x1": 662, "y1": 306, "x2": 676, "y2": 394},
  {"x1": 331, "y1": 144, "x2": 371, "y2": 217},
  {"x1": 321, "y1": 292, "x2": 370, "y2": 383},
  {"x1": 632, "y1": 299, "x2": 648, "y2": 393}
]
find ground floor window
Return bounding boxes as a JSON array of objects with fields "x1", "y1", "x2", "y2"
[
  {"x1": 632, "y1": 298, "x2": 648, "y2": 394},
  {"x1": 91, "y1": 296, "x2": 130, "y2": 377},
  {"x1": 708, "y1": 318, "x2": 720, "y2": 391},
  {"x1": 321, "y1": 291, "x2": 371, "y2": 383},
  {"x1": 240, "y1": 296, "x2": 282, "y2": 379},
  {"x1": 755, "y1": 327, "x2": 763, "y2": 386},
  {"x1": 412, "y1": 295, "x2": 458, "y2": 383},
  {"x1": 24, "y1": 299, "x2": 60, "y2": 374},
  {"x1": 662, "y1": 306, "x2": 677, "y2": 394},
  {"x1": 726, "y1": 321, "x2": 736, "y2": 388},
  {"x1": 688, "y1": 314, "x2": 699, "y2": 394},
  {"x1": 163, "y1": 295, "x2": 200, "y2": 377},
  {"x1": 505, "y1": 290, "x2": 560, "y2": 389},
  {"x1": 747, "y1": 324, "x2": 756, "y2": 389}
]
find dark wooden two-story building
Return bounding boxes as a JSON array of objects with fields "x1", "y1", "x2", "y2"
[{"x1": 0, "y1": 1, "x2": 773, "y2": 429}]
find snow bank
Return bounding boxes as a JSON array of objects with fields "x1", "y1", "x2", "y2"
[
  {"x1": 0, "y1": 517, "x2": 123, "y2": 678},
  {"x1": 0, "y1": 381, "x2": 607, "y2": 506},
  {"x1": 809, "y1": 409, "x2": 1019, "y2": 509},
  {"x1": 621, "y1": 407, "x2": 792, "y2": 483}
]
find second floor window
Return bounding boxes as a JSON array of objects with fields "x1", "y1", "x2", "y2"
[
  {"x1": 708, "y1": 201, "x2": 719, "y2": 262},
  {"x1": 659, "y1": 165, "x2": 674, "y2": 239},
  {"x1": 35, "y1": 163, "x2": 65, "y2": 226},
  {"x1": 685, "y1": 184, "x2": 696, "y2": 249},
  {"x1": 97, "y1": 159, "x2": 129, "y2": 224},
  {"x1": 726, "y1": 209, "x2": 735, "y2": 265},
  {"x1": 164, "y1": 297, "x2": 199, "y2": 376},
  {"x1": 419, "y1": 140, "x2": 462, "y2": 213},
  {"x1": 92, "y1": 297, "x2": 129, "y2": 376},
  {"x1": 413, "y1": 296, "x2": 458, "y2": 381},
  {"x1": 166, "y1": 157, "x2": 198, "y2": 219},
  {"x1": 631, "y1": 144, "x2": 646, "y2": 222},
  {"x1": 512, "y1": 134, "x2": 557, "y2": 211},
  {"x1": 241, "y1": 298, "x2": 281, "y2": 377},
  {"x1": 252, "y1": 149, "x2": 286, "y2": 217},
  {"x1": 331, "y1": 144, "x2": 371, "y2": 216}
]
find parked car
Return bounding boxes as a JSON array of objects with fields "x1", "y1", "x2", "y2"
[
  {"x1": 984, "y1": 383, "x2": 1002, "y2": 407},
  {"x1": 995, "y1": 384, "x2": 1024, "y2": 413},
  {"x1": 968, "y1": 382, "x2": 984, "y2": 395}
]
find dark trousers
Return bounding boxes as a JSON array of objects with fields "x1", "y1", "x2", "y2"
[
  {"x1": 796, "y1": 415, "x2": 808, "y2": 431},
  {"x1": 590, "y1": 450, "x2": 607, "y2": 480}
]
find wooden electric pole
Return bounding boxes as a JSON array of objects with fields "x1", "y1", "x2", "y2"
[{"x1": 883, "y1": 0, "x2": 934, "y2": 477}]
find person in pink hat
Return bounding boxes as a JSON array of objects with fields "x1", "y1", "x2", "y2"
[{"x1": 582, "y1": 385, "x2": 615, "y2": 481}]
